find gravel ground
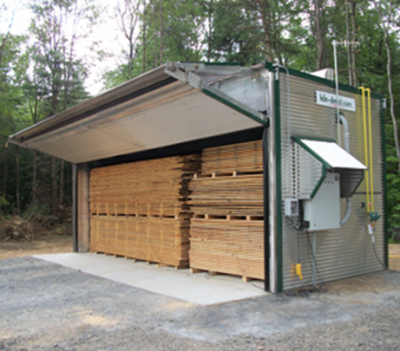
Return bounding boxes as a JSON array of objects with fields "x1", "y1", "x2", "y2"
[{"x1": 1, "y1": 256, "x2": 400, "y2": 351}]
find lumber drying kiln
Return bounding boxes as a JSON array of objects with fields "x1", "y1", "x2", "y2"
[{"x1": 9, "y1": 62, "x2": 387, "y2": 293}]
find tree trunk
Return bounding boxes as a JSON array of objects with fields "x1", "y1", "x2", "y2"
[
  {"x1": 3, "y1": 144, "x2": 8, "y2": 199},
  {"x1": 159, "y1": 0, "x2": 163, "y2": 64},
  {"x1": 256, "y1": 0, "x2": 274, "y2": 62},
  {"x1": 314, "y1": 0, "x2": 324, "y2": 70},
  {"x1": 350, "y1": 0, "x2": 357, "y2": 85},
  {"x1": 32, "y1": 151, "x2": 38, "y2": 205},
  {"x1": 52, "y1": 157, "x2": 58, "y2": 215},
  {"x1": 154, "y1": 1, "x2": 158, "y2": 67},
  {"x1": 345, "y1": 0, "x2": 353, "y2": 86},
  {"x1": 142, "y1": 0, "x2": 147, "y2": 73},
  {"x1": 207, "y1": 0, "x2": 213, "y2": 63},
  {"x1": 59, "y1": 160, "x2": 64, "y2": 207},
  {"x1": 383, "y1": 24, "x2": 400, "y2": 173},
  {"x1": 16, "y1": 146, "x2": 20, "y2": 215}
]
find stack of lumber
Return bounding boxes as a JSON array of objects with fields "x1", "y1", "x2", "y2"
[
  {"x1": 190, "y1": 220, "x2": 264, "y2": 279},
  {"x1": 202, "y1": 140, "x2": 262, "y2": 175},
  {"x1": 90, "y1": 216, "x2": 190, "y2": 268},
  {"x1": 90, "y1": 155, "x2": 200, "y2": 217},
  {"x1": 188, "y1": 175, "x2": 263, "y2": 217},
  {"x1": 89, "y1": 154, "x2": 200, "y2": 267},
  {"x1": 189, "y1": 140, "x2": 264, "y2": 280}
]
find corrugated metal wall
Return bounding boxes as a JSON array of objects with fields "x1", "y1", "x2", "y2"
[{"x1": 278, "y1": 74, "x2": 385, "y2": 290}]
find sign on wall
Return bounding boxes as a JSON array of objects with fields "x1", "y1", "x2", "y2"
[{"x1": 316, "y1": 90, "x2": 356, "y2": 112}]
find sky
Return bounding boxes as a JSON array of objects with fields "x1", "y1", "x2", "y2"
[{"x1": 0, "y1": 0, "x2": 130, "y2": 96}]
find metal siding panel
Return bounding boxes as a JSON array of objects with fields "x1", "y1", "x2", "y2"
[
  {"x1": 279, "y1": 75, "x2": 384, "y2": 290},
  {"x1": 294, "y1": 143, "x2": 324, "y2": 199}
]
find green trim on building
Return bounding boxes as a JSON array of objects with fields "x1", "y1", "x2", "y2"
[
  {"x1": 265, "y1": 62, "x2": 384, "y2": 100},
  {"x1": 202, "y1": 88, "x2": 267, "y2": 126},
  {"x1": 293, "y1": 137, "x2": 333, "y2": 169},
  {"x1": 293, "y1": 137, "x2": 365, "y2": 199},
  {"x1": 274, "y1": 74, "x2": 283, "y2": 293},
  {"x1": 380, "y1": 100, "x2": 389, "y2": 267}
]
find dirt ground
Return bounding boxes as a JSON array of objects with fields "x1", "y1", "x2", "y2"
[
  {"x1": 0, "y1": 235, "x2": 72, "y2": 260},
  {"x1": 390, "y1": 243, "x2": 400, "y2": 255},
  {"x1": 389, "y1": 243, "x2": 400, "y2": 270}
]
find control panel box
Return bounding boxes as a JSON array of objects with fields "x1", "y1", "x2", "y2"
[
  {"x1": 303, "y1": 172, "x2": 341, "y2": 231},
  {"x1": 284, "y1": 198, "x2": 299, "y2": 216}
]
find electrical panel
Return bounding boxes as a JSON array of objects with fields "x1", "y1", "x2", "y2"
[
  {"x1": 303, "y1": 173, "x2": 341, "y2": 231},
  {"x1": 284, "y1": 198, "x2": 299, "y2": 216}
]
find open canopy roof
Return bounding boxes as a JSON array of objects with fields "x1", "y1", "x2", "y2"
[
  {"x1": 294, "y1": 138, "x2": 367, "y2": 170},
  {"x1": 9, "y1": 63, "x2": 266, "y2": 164}
]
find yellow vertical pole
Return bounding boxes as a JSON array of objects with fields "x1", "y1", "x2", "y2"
[
  {"x1": 359, "y1": 87, "x2": 370, "y2": 213},
  {"x1": 366, "y1": 88, "x2": 374, "y2": 213}
]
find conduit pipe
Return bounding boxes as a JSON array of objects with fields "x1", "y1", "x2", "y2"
[
  {"x1": 339, "y1": 113, "x2": 352, "y2": 225},
  {"x1": 359, "y1": 87, "x2": 376, "y2": 214},
  {"x1": 366, "y1": 88, "x2": 375, "y2": 212},
  {"x1": 360, "y1": 87, "x2": 371, "y2": 212}
]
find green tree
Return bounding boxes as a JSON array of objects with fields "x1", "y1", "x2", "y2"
[
  {"x1": 103, "y1": 0, "x2": 205, "y2": 89},
  {"x1": 24, "y1": 0, "x2": 94, "y2": 215},
  {"x1": 0, "y1": 31, "x2": 29, "y2": 214}
]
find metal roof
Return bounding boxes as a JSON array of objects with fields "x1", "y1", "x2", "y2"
[{"x1": 9, "y1": 62, "x2": 266, "y2": 164}]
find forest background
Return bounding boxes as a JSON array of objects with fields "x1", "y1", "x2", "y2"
[{"x1": 0, "y1": 0, "x2": 399, "y2": 239}]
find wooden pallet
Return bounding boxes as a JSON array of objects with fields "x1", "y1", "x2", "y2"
[
  {"x1": 189, "y1": 267, "x2": 256, "y2": 282},
  {"x1": 192, "y1": 214, "x2": 263, "y2": 221},
  {"x1": 91, "y1": 251, "x2": 186, "y2": 269}
]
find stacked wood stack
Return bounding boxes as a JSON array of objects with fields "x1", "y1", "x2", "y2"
[
  {"x1": 89, "y1": 154, "x2": 200, "y2": 268},
  {"x1": 189, "y1": 140, "x2": 264, "y2": 280}
]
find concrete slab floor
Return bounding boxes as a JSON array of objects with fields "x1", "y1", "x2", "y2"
[{"x1": 33, "y1": 253, "x2": 267, "y2": 305}]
